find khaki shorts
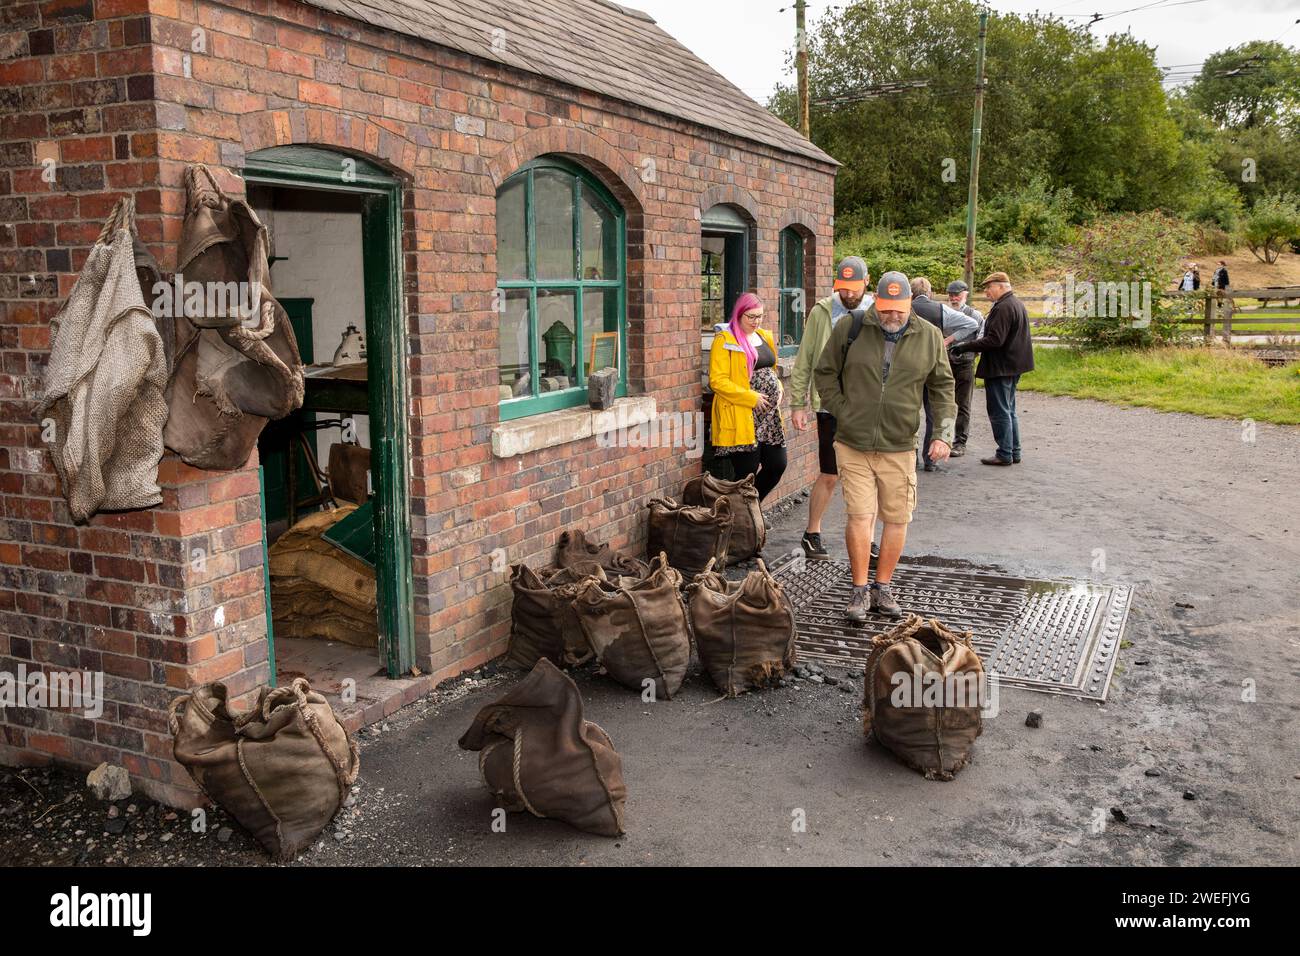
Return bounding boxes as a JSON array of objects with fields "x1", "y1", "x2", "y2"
[{"x1": 832, "y1": 443, "x2": 917, "y2": 524}]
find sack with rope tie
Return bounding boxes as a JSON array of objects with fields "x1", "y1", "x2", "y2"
[
  {"x1": 687, "y1": 557, "x2": 796, "y2": 696},
  {"x1": 507, "y1": 563, "x2": 605, "y2": 669},
  {"x1": 35, "y1": 196, "x2": 169, "y2": 522},
  {"x1": 682, "y1": 472, "x2": 765, "y2": 563},
  {"x1": 555, "y1": 528, "x2": 650, "y2": 579},
  {"x1": 573, "y1": 553, "x2": 692, "y2": 699},
  {"x1": 458, "y1": 658, "x2": 627, "y2": 836},
  {"x1": 645, "y1": 495, "x2": 732, "y2": 578},
  {"x1": 163, "y1": 163, "x2": 304, "y2": 470},
  {"x1": 169, "y1": 678, "x2": 359, "y2": 860},
  {"x1": 861, "y1": 614, "x2": 985, "y2": 781}
]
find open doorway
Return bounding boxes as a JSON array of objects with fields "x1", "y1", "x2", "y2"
[
  {"x1": 243, "y1": 146, "x2": 414, "y2": 693},
  {"x1": 701, "y1": 203, "x2": 753, "y2": 479}
]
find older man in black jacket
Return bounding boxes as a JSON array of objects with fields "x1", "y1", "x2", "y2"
[{"x1": 950, "y1": 272, "x2": 1034, "y2": 466}]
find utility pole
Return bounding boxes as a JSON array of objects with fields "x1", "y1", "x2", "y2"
[
  {"x1": 796, "y1": 0, "x2": 810, "y2": 138},
  {"x1": 963, "y1": 10, "x2": 988, "y2": 290}
]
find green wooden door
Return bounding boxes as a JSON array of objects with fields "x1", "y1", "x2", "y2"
[{"x1": 245, "y1": 147, "x2": 415, "y2": 678}]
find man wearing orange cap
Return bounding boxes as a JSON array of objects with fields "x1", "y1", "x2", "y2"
[
  {"x1": 790, "y1": 256, "x2": 874, "y2": 562},
  {"x1": 814, "y1": 271, "x2": 955, "y2": 621}
]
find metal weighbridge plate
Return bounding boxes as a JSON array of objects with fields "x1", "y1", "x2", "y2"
[{"x1": 768, "y1": 555, "x2": 1132, "y2": 702}]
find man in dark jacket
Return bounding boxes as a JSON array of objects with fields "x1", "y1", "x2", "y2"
[
  {"x1": 910, "y1": 277, "x2": 980, "y2": 471},
  {"x1": 950, "y1": 272, "x2": 1034, "y2": 466}
]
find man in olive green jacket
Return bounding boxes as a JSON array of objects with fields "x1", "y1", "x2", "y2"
[
  {"x1": 790, "y1": 256, "x2": 871, "y2": 562},
  {"x1": 814, "y1": 271, "x2": 956, "y2": 621}
]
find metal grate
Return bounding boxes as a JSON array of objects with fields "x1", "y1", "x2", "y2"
[{"x1": 769, "y1": 556, "x2": 1132, "y2": 701}]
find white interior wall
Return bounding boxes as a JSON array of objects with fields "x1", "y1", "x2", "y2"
[{"x1": 265, "y1": 189, "x2": 371, "y2": 469}]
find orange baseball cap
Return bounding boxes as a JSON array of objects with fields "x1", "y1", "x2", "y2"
[
  {"x1": 833, "y1": 256, "x2": 868, "y2": 295},
  {"x1": 875, "y1": 271, "x2": 912, "y2": 310}
]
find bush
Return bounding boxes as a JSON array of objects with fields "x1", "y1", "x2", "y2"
[
  {"x1": 1054, "y1": 211, "x2": 1196, "y2": 348},
  {"x1": 978, "y1": 177, "x2": 1075, "y2": 246},
  {"x1": 834, "y1": 226, "x2": 1055, "y2": 291},
  {"x1": 1242, "y1": 193, "x2": 1300, "y2": 264}
]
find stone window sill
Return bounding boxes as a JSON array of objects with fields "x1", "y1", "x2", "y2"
[{"x1": 491, "y1": 396, "x2": 658, "y2": 459}]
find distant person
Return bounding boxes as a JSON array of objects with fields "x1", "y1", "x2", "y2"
[
  {"x1": 909, "y1": 277, "x2": 981, "y2": 471},
  {"x1": 708, "y1": 292, "x2": 786, "y2": 501},
  {"x1": 814, "y1": 272, "x2": 956, "y2": 621},
  {"x1": 946, "y1": 279, "x2": 985, "y2": 457},
  {"x1": 1213, "y1": 260, "x2": 1230, "y2": 291},
  {"x1": 950, "y1": 272, "x2": 1034, "y2": 467},
  {"x1": 1179, "y1": 264, "x2": 1201, "y2": 292},
  {"x1": 789, "y1": 256, "x2": 874, "y2": 561}
]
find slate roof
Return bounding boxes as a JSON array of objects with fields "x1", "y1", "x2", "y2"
[{"x1": 297, "y1": 0, "x2": 837, "y2": 165}]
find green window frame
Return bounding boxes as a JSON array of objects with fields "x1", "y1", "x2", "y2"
[
  {"x1": 778, "y1": 226, "x2": 807, "y2": 357},
  {"x1": 496, "y1": 157, "x2": 627, "y2": 420}
]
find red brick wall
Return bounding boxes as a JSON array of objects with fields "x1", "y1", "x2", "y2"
[{"x1": 1, "y1": 0, "x2": 836, "y2": 802}]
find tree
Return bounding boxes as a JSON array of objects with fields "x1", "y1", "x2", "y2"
[
  {"x1": 1241, "y1": 193, "x2": 1300, "y2": 264},
  {"x1": 1186, "y1": 41, "x2": 1300, "y2": 130}
]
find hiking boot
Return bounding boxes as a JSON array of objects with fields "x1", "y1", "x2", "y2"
[
  {"x1": 871, "y1": 541, "x2": 879, "y2": 559},
  {"x1": 980, "y1": 456, "x2": 1013, "y2": 466},
  {"x1": 950, "y1": 443, "x2": 967, "y2": 458},
  {"x1": 870, "y1": 582, "x2": 903, "y2": 619},
  {"x1": 845, "y1": 587, "x2": 870, "y2": 622},
  {"x1": 801, "y1": 532, "x2": 830, "y2": 561}
]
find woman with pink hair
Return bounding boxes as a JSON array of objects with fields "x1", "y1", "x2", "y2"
[{"x1": 707, "y1": 292, "x2": 787, "y2": 502}]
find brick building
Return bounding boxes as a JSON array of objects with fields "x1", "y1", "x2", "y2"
[{"x1": 0, "y1": 0, "x2": 837, "y2": 806}]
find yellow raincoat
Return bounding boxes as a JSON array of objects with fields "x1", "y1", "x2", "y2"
[{"x1": 708, "y1": 325, "x2": 779, "y2": 448}]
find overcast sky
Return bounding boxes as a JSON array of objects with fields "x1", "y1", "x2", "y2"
[{"x1": 631, "y1": 0, "x2": 1300, "y2": 104}]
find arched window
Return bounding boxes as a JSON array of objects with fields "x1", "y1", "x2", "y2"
[
  {"x1": 496, "y1": 157, "x2": 626, "y2": 420},
  {"x1": 778, "y1": 226, "x2": 810, "y2": 356}
]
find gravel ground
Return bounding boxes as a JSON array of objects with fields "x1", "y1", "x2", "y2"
[{"x1": 2, "y1": 391, "x2": 1297, "y2": 866}]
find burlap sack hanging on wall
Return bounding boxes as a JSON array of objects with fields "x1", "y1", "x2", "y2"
[
  {"x1": 687, "y1": 558, "x2": 796, "y2": 696},
  {"x1": 645, "y1": 496, "x2": 732, "y2": 578},
  {"x1": 573, "y1": 553, "x2": 692, "y2": 699},
  {"x1": 861, "y1": 614, "x2": 986, "y2": 781},
  {"x1": 35, "y1": 198, "x2": 169, "y2": 523},
  {"x1": 682, "y1": 472, "x2": 765, "y2": 563},
  {"x1": 163, "y1": 163, "x2": 304, "y2": 470},
  {"x1": 169, "y1": 678, "x2": 359, "y2": 860},
  {"x1": 458, "y1": 658, "x2": 627, "y2": 836},
  {"x1": 555, "y1": 528, "x2": 650, "y2": 579}
]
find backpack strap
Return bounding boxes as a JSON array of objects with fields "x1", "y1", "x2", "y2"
[{"x1": 838, "y1": 310, "x2": 865, "y2": 390}]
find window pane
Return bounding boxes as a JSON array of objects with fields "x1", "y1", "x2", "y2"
[
  {"x1": 497, "y1": 178, "x2": 527, "y2": 281},
  {"x1": 499, "y1": 289, "x2": 532, "y2": 398},
  {"x1": 537, "y1": 289, "x2": 577, "y2": 388},
  {"x1": 781, "y1": 229, "x2": 803, "y2": 288},
  {"x1": 581, "y1": 288, "x2": 618, "y2": 380},
  {"x1": 780, "y1": 290, "x2": 804, "y2": 348},
  {"x1": 581, "y1": 187, "x2": 617, "y2": 280},
  {"x1": 535, "y1": 169, "x2": 575, "y2": 280}
]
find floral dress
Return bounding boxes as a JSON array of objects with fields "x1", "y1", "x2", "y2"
[{"x1": 715, "y1": 339, "x2": 785, "y2": 455}]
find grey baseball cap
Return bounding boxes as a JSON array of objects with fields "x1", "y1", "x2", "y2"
[
  {"x1": 875, "y1": 271, "x2": 911, "y2": 310},
  {"x1": 833, "y1": 256, "x2": 869, "y2": 294},
  {"x1": 946, "y1": 279, "x2": 969, "y2": 294}
]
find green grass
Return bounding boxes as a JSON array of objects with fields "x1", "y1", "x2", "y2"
[{"x1": 1019, "y1": 348, "x2": 1300, "y2": 425}]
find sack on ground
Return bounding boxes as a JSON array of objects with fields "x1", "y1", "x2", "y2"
[
  {"x1": 458, "y1": 658, "x2": 627, "y2": 836},
  {"x1": 169, "y1": 678, "x2": 359, "y2": 860},
  {"x1": 683, "y1": 472, "x2": 765, "y2": 563},
  {"x1": 573, "y1": 553, "x2": 692, "y2": 699},
  {"x1": 555, "y1": 528, "x2": 649, "y2": 578},
  {"x1": 645, "y1": 496, "x2": 731, "y2": 578},
  {"x1": 507, "y1": 563, "x2": 604, "y2": 669},
  {"x1": 861, "y1": 614, "x2": 985, "y2": 781},
  {"x1": 688, "y1": 558, "x2": 796, "y2": 696}
]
